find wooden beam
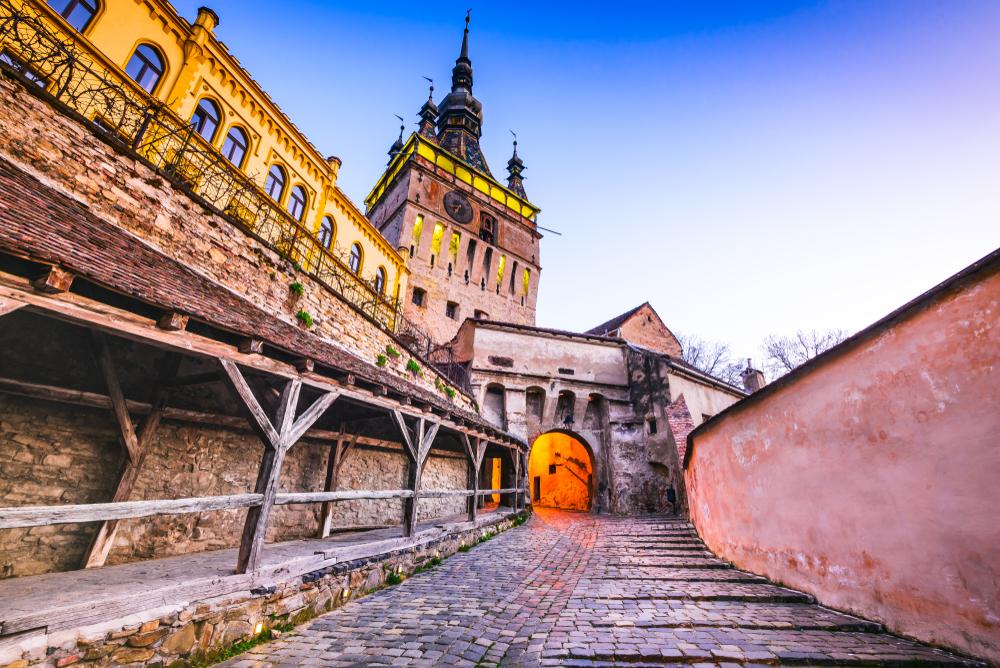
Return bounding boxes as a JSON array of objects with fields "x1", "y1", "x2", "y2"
[
  {"x1": 237, "y1": 337, "x2": 264, "y2": 354},
  {"x1": 30, "y1": 266, "x2": 73, "y2": 293},
  {"x1": 403, "y1": 419, "x2": 440, "y2": 537},
  {"x1": 91, "y1": 331, "x2": 140, "y2": 464},
  {"x1": 279, "y1": 489, "x2": 415, "y2": 505},
  {"x1": 164, "y1": 371, "x2": 219, "y2": 387},
  {"x1": 286, "y1": 390, "x2": 340, "y2": 446},
  {"x1": 0, "y1": 277, "x2": 507, "y2": 449},
  {"x1": 156, "y1": 311, "x2": 188, "y2": 331},
  {"x1": 294, "y1": 358, "x2": 314, "y2": 373},
  {"x1": 0, "y1": 296, "x2": 25, "y2": 317},
  {"x1": 391, "y1": 409, "x2": 415, "y2": 460},
  {"x1": 82, "y1": 351, "x2": 181, "y2": 569},
  {"x1": 317, "y1": 430, "x2": 359, "y2": 538},
  {"x1": 219, "y1": 359, "x2": 281, "y2": 448},
  {"x1": 0, "y1": 494, "x2": 263, "y2": 529}
]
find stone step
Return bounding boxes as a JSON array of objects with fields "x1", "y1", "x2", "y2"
[
  {"x1": 574, "y1": 580, "x2": 815, "y2": 603},
  {"x1": 546, "y1": 627, "x2": 984, "y2": 666},
  {"x1": 600, "y1": 556, "x2": 732, "y2": 568},
  {"x1": 568, "y1": 599, "x2": 883, "y2": 632},
  {"x1": 585, "y1": 568, "x2": 766, "y2": 583}
]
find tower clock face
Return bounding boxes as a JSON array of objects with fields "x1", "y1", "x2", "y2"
[{"x1": 443, "y1": 190, "x2": 474, "y2": 224}]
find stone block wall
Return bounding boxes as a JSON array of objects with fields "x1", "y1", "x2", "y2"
[
  {"x1": 0, "y1": 512, "x2": 525, "y2": 668},
  {"x1": 0, "y1": 395, "x2": 466, "y2": 578},
  {"x1": 0, "y1": 76, "x2": 470, "y2": 409}
]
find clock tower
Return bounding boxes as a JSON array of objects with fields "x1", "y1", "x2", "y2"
[{"x1": 365, "y1": 14, "x2": 542, "y2": 348}]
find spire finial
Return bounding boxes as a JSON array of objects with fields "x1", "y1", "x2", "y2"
[
  {"x1": 394, "y1": 113, "x2": 404, "y2": 140},
  {"x1": 388, "y1": 114, "x2": 405, "y2": 163},
  {"x1": 510, "y1": 129, "x2": 518, "y2": 156},
  {"x1": 422, "y1": 75, "x2": 434, "y2": 100},
  {"x1": 460, "y1": 10, "x2": 471, "y2": 61}
]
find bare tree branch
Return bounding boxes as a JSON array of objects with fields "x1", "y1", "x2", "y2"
[
  {"x1": 761, "y1": 328, "x2": 849, "y2": 378},
  {"x1": 677, "y1": 333, "x2": 744, "y2": 386}
]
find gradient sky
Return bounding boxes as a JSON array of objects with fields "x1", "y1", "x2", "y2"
[{"x1": 173, "y1": 0, "x2": 1000, "y2": 360}]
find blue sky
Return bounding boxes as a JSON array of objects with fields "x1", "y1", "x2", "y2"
[{"x1": 172, "y1": 0, "x2": 1000, "y2": 359}]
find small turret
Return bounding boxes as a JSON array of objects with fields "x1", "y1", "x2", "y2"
[
  {"x1": 387, "y1": 115, "x2": 404, "y2": 165},
  {"x1": 417, "y1": 77, "x2": 438, "y2": 141},
  {"x1": 506, "y1": 132, "x2": 527, "y2": 198}
]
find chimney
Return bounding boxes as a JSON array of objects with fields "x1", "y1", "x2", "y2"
[{"x1": 741, "y1": 358, "x2": 766, "y2": 393}]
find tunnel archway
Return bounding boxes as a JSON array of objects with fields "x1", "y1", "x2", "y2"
[{"x1": 527, "y1": 430, "x2": 595, "y2": 511}]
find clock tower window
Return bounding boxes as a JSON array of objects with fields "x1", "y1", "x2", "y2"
[{"x1": 479, "y1": 212, "x2": 497, "y2": 244}]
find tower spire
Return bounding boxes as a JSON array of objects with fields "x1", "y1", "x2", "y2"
[
  {"x1": 437, "y1": 11, "x2": 490, "y2": 174},
  {"x1": 417, "y1": 76, "x2": 438, "y2": 141},
  {"x1": 387, "y1": 114, "x2": 405, "y2": 164},
  {"x1": 506, "y1": 131, "x2": 527, "y2": 198}
]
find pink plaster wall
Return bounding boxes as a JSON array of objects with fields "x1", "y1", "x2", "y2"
[{"x1": 685, "y1": 259, "x2": 999, "y2": 663}]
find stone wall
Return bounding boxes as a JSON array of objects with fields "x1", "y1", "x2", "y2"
[
  {"x1": 685, "y1": 255, "x2": 1000, "y2": 663},
  {"x1": 0, "y1": 76, "x2": 470, "y2": 409},
  {"x1": 0, "y1": 395, "x2": 466, "y2": 578},
  {"x1": 0, "y1": 511, "x2": 525, "y2": 668}
]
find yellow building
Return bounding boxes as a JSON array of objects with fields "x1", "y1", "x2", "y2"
[{"x1": 1, "y1": 0, "x2": 407, "y2": 320}]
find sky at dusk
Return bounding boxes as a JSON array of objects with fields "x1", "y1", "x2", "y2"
[{"x1": 172, "y1": 0, "x2": 1000, "y2": 361}]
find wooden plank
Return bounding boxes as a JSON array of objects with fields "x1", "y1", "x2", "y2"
[
  {"x1": 0, "y1": 494, "x2": 263, "y2": 529},
  {"x1": 90, "y1": 331, "x2": 140, "y2": 464},
  {"x1": 463, "y1": 433, "x2": 480, "y2": 522},
  {"x1": 0, "y1": 296, "x2": 26, "y2": 317},
  {"x1": 237, "y1": 337, "x2": 264, "y2": 354},
  {"x1": 277, "y1": 489, "x2": 415, "y2": 504},
  {"x1": 218, "y1": 359, "x2": 281, "y2": 448},
  {"x1": 82, "y1": 352, "x2": 181, "y2": 568}
]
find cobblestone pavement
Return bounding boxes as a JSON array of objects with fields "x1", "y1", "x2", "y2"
[{"x1": 222, "y1": 509, "x2": 980, "y2": 667}]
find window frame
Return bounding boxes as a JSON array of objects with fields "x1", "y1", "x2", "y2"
[
  {"x1": 47, "y1": 0, "x2": 100, "y2": 33},
  {"x1": 411, "y1": 287, "x2": 426, "y2": 308},
  {"x1": 287, "y1": 184, "x2": 308, "y2": 221},
  {"x1": 318, "y1": 216, "x2": 335, "y2": 249},
  {"x1": 264, "y1": 164, "x2": 286, "y2": 202},
  {"x1": 190, "y1": 97, "x2": 221, "y2": 143},
  {"x1": 124, "y1": 42, "x2": 166, "y2": 94},
  {"x1": 220, "y1": 126, "x2": 249, "y2": 168},
  {"x1": 348, "y1": 243, "x2": 363, "y2": 275},
  {"x1": 374, "y1": 266, "x2": 387, "y2": 295}
]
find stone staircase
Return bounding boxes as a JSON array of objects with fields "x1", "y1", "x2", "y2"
[{"x1": 543, "y1": 515, "x2": 985, "y2": 666}]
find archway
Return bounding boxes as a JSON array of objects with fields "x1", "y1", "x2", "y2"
[{"x1": 527, "y1": 431, "x2": 595, "y2": 511}]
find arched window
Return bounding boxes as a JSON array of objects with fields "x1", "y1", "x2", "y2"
[
  {"x1": 190, "y1": 98, "x2": 220, "y2": 142},
  {"x1": 318, "y1": 216, "x2": 334, "y2": 249},
  {"x1": 287, "y1": 185, "x2": 307, "y2": 221},
  {"x1": 374, "y1": 267, "x2": 386, "y2": 295},
  {"x1": 48, "y1": 0, "x2": 99, "y2": 32},
  {"x1": 348, "y1": 243, "x2": 362, "y2": 274},
  {"x1": 264, "y1": 164, "x2": 285, "y2": 201},
  {"x1": 124, "y1": 43, "x2": 164, "y2": 93},
  {"x1": 221, "y1": 126, "x2": 248, "y2": 168}
]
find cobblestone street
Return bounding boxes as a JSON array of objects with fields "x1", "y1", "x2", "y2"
[{"x1": 222, "y1": 509, "x2": 979, "y2": 667}]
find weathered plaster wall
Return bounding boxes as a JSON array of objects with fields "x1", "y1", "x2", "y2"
[
  {"x1": 685, "y1": 264, "x2": 1000, "y2": 663},
  {"x1": 527, "y1": 432, "x2": 591, "y2": 510},
  {"x1": 668, "y1": 373, "x2": 741, "y2": 425},
  {"x1": 0, "y1": 394, "x2": 466, "y2": 578}
]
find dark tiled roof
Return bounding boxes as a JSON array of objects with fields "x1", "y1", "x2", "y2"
[
  {"x1": 0, "y1": 158, "x2": 511, "y2": 438},
  {"x1": 585, "y1": 302, "x2": 649, "y2": 336}
]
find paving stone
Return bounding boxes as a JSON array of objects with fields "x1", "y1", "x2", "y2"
[{"x1": 217, "y1": 510, "x2": 982, "y2": 667}]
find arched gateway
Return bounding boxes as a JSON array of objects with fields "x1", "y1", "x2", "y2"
[{"x1": 527, "y1": 430, "x2": 595, "y2": 511}]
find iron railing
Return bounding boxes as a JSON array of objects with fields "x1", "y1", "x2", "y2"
[
  {"x1": 0, "y1": 0, "x2": 478, "y2": 391},
  {"x1": 0, "y1": 0, "x2": 401, "y2": 330}
]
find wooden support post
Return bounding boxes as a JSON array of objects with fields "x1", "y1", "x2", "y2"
[
  {"x1": 392, "y1": 411, "x2": 439, "y2": 537},
  {"x1": 514, "y1": 450, "x2": 522, "y2": 511},
  {"x1": 462, "y1": 434, "x2": 486, "y2": 522},
  {"x1": 317, "y1": 429, "x2": 359, "y2": 538},
  {"x1": 83, "y1": 347, "x2": 181, "y2": 568},
  {"x1": 220, "y1": 359, "x2": 339, "y2": 573},
  {"x1": 0, "y1": 296, "x2": 26, "y2": 317}
]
